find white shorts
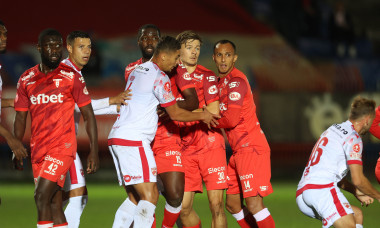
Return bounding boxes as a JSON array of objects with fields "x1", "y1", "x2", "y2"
[
  {"x1": 108, "y1": 138, "x2": 157, "y2": 186},
  {"x1": 296, "y1": 185, "x2": 354, "y2": 228},
  {"x1": 63, "y1": 152, "x2": 86, "y2": 191}
]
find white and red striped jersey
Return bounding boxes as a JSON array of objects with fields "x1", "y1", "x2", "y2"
[
  {"x1": 297, "y1": 120, "x2": 363, "y2": 190},
  {"x1": 108, "y1": 61, "x2": 176, "y2": 144}
]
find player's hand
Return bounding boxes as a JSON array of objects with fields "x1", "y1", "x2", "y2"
[
  {"x1": 12, "y1": 155, "x2": 24, "y2": 171},
  {"x1": 86, "y1": 151, "x2": 99, "y2": 174},
  {"x1": 157, "y1": 106, "x2": 170, "y2": 121},
  {"x1": 109, "y1": 89, "x2": 132, "y2": 106},
  {"x1": 356, "y1": 194, "x2": 374, "y2": 207},
  {"x1": 8, "y1": 137, "x2": 27, "y2": 161},
  {"x1": 202, "y1": 108, "x2": 220, "y2": 129}
]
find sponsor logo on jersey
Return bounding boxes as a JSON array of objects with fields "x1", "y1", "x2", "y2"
[
  {"x1": 26, "y1": 81, "x2": 36, "y2": 86},
  {"x1": 53, "y1": 79, "x2": 62, "y2": 88},
  {"x1": 22, "y1": 71, "x2": 35, "y2": 81},
  {"x1": 353, "y1": 143, "x2": 360, "y2": 153},
  {"x1": 136, "y1": 65, "x2": 149, "y2": 71},
  {"x1": 151, "y1": 167, "x2": 157, "y2": 176},
  {"x1": 193, "y1": 73, "x2": 203, "y2": 81},
  {"x1": 123, "y1": 175, "x2": 142, "y2": 183},
  {"x1": 59, "y1": 70, "x2": 74, "y2": 80},
  {"x1": 207, "y1": 76, "x2": 217, "y2": 82},
  {"x1": 219, "y1": 102, "x2": 227, "y2": 111},
  {"x1": 183, "y1": 73, "x2": 191, "y2": 80},
  {"x1": 239, "y1": 173, "x2": 253, "y2": 180},
  {"x1": 30, "y1": 93, "x2": 64, "y2": 105},
  {"x1": 165, "y1": 150, "x2": 181, "y2": 156},
  {"x1": 324, "y1": 212, "x2": 337, "y2": 225},
  {"x1": 260, "y1": 186, "x2": 268, "y2": 191},
  {"x1": 79, "y1": 76, "x2": 85, "y2": 83},
  {"x1": 349, "y1": 152, "x2": 361, "y2": 159},
  {"x1": 332, "y1": 124, "x2": 348, "y2": 135},
  {"x1": 208, "y1": 136, "x2": 215, "y2": 142},
  {"x1": 125, "y1": 66, "x2": 136, "y2": 73},
  {"x1": 208, "y1": 166, "x2": 226, "y2": 174},
  {"x1": 45, "y1": 155, "x2": 64, "y2": 166},
  {"x1": 83, "y1": 87, "x2": 89, "y2": 95},
  {"x1": 229, "y1": 82, "x2": 240, "y2": 88},
  {"x1": 229, "y1": 92, "x2": 241, "y2": 101},
  {"x1": 208, "y1": 85, "x2": 218, "y2": 95}
]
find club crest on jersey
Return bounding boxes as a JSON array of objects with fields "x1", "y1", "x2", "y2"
[
  {"x1": 229, "y1": 92, "x2": 241, "y2": 101},
  {"x1": 183, "y1": 73, "x2": 191, "y2": 80},
  {"x1": 151, "y1": 167, "x2": 157, "y2": 176},
  {"x1": 164, "y1": 82, "x2": 171, "y2": 92},
  {"x1": 130, "y1": 76, "x2": 135, "y2": 81},
  {"x1": 208, "y1": 85, "x2": 218, "y2": 95},
  {"x1": 59, "y1": 70, "x2": 74, "y2": 80},
  {"x1": 353, "y1": 143, "x2": 360, "y2": 153},
  {"x1": 53, "y1": 79, "x2": 62, "y2": 88}
]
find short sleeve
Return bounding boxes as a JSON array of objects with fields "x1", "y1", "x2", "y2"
[
  {"x1": 153, "y1": 72, "x2": 176, "y2": 107},
  {"x1": 344, "y1": 134, "x2": 363, "y2": 165},
  {"x1": 226, "y1": 77, "x2": 247, "y2": 109},
  {"x1": 72, "y1": 73, "x2": 91, "y2": 108},
  {"x1": 14, "y1": 78, "x2": 29, "y2": 111},
  {"x1": 203, "y1": 73, "x2": 219, "y2": 105}
]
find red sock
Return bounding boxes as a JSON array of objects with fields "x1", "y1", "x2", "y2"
[
  {"x1": 375, "y1": 156, "x2": 380, "y2": 184},
  {"x1": 237, "y1": 218, "x2": 251, "y2": 228},
  {"x1": 256, "y1": 215, "x2": 275, "y2": 228},
  {"x1": 244, "y1": 213, "x2": 258, "y2": 228},
  {"x1": 162, "y1": 208, "x2": 181, "y2": 228},
  {"x1": 183, "y1": 221, "x2": 201, "y2": 228},
  {"x1": 151, "y1": 214, "x2": 156, "y2": 228}
]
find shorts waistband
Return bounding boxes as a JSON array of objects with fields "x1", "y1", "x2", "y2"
[
  {"x1": 108, "y1": 138, "x2": 143, "y2": 147},
  {"x1": 296, "y1": 182, "x2": 334, "y2": 198}
]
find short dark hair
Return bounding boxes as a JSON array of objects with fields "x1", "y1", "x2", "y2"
[
  {"x1": 213, "y1": 40, "x2": 237, "y2": 53},
  {"x1": 0, "y1": 20, "x2": 4, "y2": 27},
  {"x1": 38, "y1": 29, "x2": 62, "y2": 45},
  {"x1": 154, "y1": 36, "x2": 180, "y2": 55},
  {"x1": 66, "y1": 31, "x2": 91, "y2": 46},
  {"x1": 137, "y1": 24, "x2": 161, "y2": 40},
  {"x1": 349, "y1": 97, "x2": 376, "y2": 121},
  {"x1": 176, "y1": 30, "x2": 202, "y2": 45}
]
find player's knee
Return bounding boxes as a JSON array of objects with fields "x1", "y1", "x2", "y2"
[
  {"x1": 34, "y1": 190, "x2": 48, "y2": 205},
  {"x1": 140, "y1": 189, "x2": 159, "y2": 204},
  {"x1": 225, "y1": 199, "x2": 240, "y2": 214},
  {"x1": 209, "y1": 198, "x2": 224, "y2": 214},
  {"x1": 166, "y1": 196, "x2": 183, "y2": 208}
]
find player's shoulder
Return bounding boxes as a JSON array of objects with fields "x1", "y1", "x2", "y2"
[
  {"x1": 231, "y1": 67, "x2": 247, "y2": 78},
  {"x1": 196, "y1": 65, "x2": 215, "y2": 75},
  {"x1": 56, "y1": 62, "x2": 81, "y2": 81},
  {"x1": 19, "y1": 65, "x2": 39, "y2": 82},
  {"x1": 125, "y1": 58, "x2": 143, "y2": 72}
]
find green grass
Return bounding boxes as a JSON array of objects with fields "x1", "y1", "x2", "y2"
[{"x1": 1, "y1": 181, "x2": 379, "y2": 227}]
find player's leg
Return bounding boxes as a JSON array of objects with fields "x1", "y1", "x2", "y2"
[
  {"x1": 35, "y1": 177, "x2": 65, "y2": 227},
  {"x1": 112, "y1": 185, "x2": 139, "y2": 228},
  {"x1": 375, "y1": 156, "x2": 380, "y2": 184},
  {"x1": 51, "y1": 189, "x2": 69, "y2": 227},
  {"x1": 351, "y1": 205, "x2": 363, "y2": 227},
  {"x1": 207, "y1": 190, "x2": 226, "y2": 228},
  {"x1": 332, "y1": 214, "x2": 356, "y2": 228},
  {"x1": 180, "y1": 191, "x2": 201, "y2": 228},
  {"x1": 132, "y1": 182, "x2": 159, "y2": 227},
  {"x1": 160, "y1": 171, "x2": 185, "y2": 228}
]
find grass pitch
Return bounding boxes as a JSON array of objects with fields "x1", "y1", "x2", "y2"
[{"x1": 0, "y1": 181, "x2": 379, "y2": 227}]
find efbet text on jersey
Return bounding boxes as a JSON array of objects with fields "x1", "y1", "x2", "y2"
[{"x1": 30, "y1": 93, "x2": 64, "y2": 105}]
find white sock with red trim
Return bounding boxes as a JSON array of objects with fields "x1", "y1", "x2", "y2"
[
  {"x1": 112, "y1": 198, "x2": 136, "y2": 228},
  {"x1": 37, "y1": 221, "x2": 53, "y2": 228},
  {"x1": 133, "y1": 200, "x2": 156, "y2": 227},
  {"x1": 53, "y1": 222, "x2": 68, "y2": 227},
  {"x1": 64, "y1": 195, "x2": 87, "y2": 228},
  {"x1": 253, "y1": 208, "x2": 275, "y2": 228}
]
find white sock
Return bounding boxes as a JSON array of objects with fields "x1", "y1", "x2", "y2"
[
  {"x1": 165, "y1": 201, "x2": 182, "y2": 213},
  {"x1": 231, "y1": 209, "x2": 245, "y2": 221},
  {"x1": 253, "y1": 208, "x2": 270, "y2": 222},
  {"x1": 37, "y1": 222, "x2": 53, "y2": 228},
  {"x1": 64, "y1": 195, "x2": 88, "y2": 228},
  {"x1": 112, "y1": 198, "x2": 136, "y2": 228},
  {"x1": 356, "y1": 225, "x2": 363, "y2": 228},
  {"x1": 133, "y1": 200, "x2": 156, "y2": 227}
]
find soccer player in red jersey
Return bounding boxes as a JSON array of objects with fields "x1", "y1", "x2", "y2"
[
  {"x1": 369, "y1": 106, "x2": 380, "y2": 184},
  {"x1": 213, "y1": 40, "x2": 275, "y2": 228},
  {"x1": 124, "y1": 24, "x2": 160, "y2": 82},
  {"x1": 176, "y1": 31, "x2": 228, "y2": 228},
  {"x1": 14, "y1": 29, "x2": 99, "y2": 228}
]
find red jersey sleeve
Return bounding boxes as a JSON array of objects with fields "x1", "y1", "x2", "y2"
[
  {"x1": 370, "y1": 106, "x2": 380, "y2": 139},
  {"x1": 72, "y1": 73, "x2": 91, "y2": 108},
  {"x1": 203, "y1": 73, "x2": 219, "y2": 105},
  {"x1": 176, "y1": 65, "x2": 195, "y2": 91},
  {"x1": 14, "y1": 75, "x2": 30, "y2": 111}
]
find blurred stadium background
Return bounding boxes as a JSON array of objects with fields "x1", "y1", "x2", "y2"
[{"x1": 1, "y1": 0, "x2": 380, "y2": 227}]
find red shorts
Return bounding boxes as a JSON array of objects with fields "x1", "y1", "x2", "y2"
[
  {"x1": 32, "y1": 153, "x2": 74, "y2": 188},
  {"x1": 183, "y1": 147, "x2": 227, "y2": 192},
  {"x1": 154, "y1": 148, "x2": 184, "y2": 174},
  {"x1": 226, "y1": 147, "x2": 273, "y2": 198}
]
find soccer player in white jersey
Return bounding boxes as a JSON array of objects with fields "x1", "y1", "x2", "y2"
[
  {"x1": 61, "y1": 31, "x2": 130, "y2": 228},
  {"x1": 296, "y1": 97, "x2": 380, "y2": 228},
  {"x1": 108, "y1": 36, "x2": 219, "y2": 228}
]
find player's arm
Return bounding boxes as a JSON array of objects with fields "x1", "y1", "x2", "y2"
[
  {"x1": 338, "y1": 177, "x2": 374, "y2": 206},
  {"x1": 1, "y1": 98, "x2": 14, "y2": 108},
  {"x1": 12, "y1": 111, "x2": 28, "y2": 162},
  {"x1": 370, "y1": 107, "x2": 380, "y2": 138},
  {"x1": 176, "y1": 87, "x2": 198, "y2": 111},
  {"x1": 79, "y1": 104, "x2": 99, "y2": 174},
  {"x1": 349, "y1": 163, "x2": 380, "y2": 202}
]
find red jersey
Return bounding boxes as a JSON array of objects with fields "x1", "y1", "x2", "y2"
[
  {"x1": 124, "y1": 58, "x2": 143, "y2": 82},
  {"x1": 179, "y1": 65, "x2": 224, "y2": 154},
  {"x1": 151, "y1": 65, "x2": 195, "y2": 152},
  {"x1": 15, "y1": 63, "x2": 91, "y2": 163},
  {"x1": 217, "y1": 67, "x2": 270, "y2": 153},
  {"x1": 370, "y1": 106, "x2": 380, "y2": 139}
]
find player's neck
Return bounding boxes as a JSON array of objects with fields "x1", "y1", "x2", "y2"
[
  {"x1": 68, "y1": 58, "x2": 83, "y2": 70},
  {"x1": 349, "y1": 119, "x2": 365, "y2": 135},
  {"x1": 184, "y1": 64, "x2": 197, "y2": 74},
  {"x1": 39, "y1": 63, "x2": 56, "y2": 74}
]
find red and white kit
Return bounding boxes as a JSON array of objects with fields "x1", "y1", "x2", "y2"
[
  {"x1": 296, "y1": 120, "x2": 362, "y2": 227},
  {"x1": 369, "y1": 106, "x2": 380, "y2": 184},
  {"x1": 108, "y1": 61, "x2": 176, "y2": 186},
  {"x1": 15, "y1": 63, "x2": 91, "y2": 187},
  {"x1": 124, "y1": 58, "x2": 143, "y2": 83},
  {"x1": 151, "y1": 65, "x2": 196, "y2": 174},
  {"x1": 179, "y1": 65, "x2": 227, "y2": 193},
  {"x1": 217, "y1": 67, "x2": 272, "y2": 198}
]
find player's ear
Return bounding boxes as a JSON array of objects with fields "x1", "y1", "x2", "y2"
[
  {"x1": 233, "y1": 54, "x2": 238, "y2": 63},
  {"x1": 67, "y1": 44, "x2": 72, "y2": 54},
  {"x1": 37, "y1": 44, "x2": 41, "y2": 53}
]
